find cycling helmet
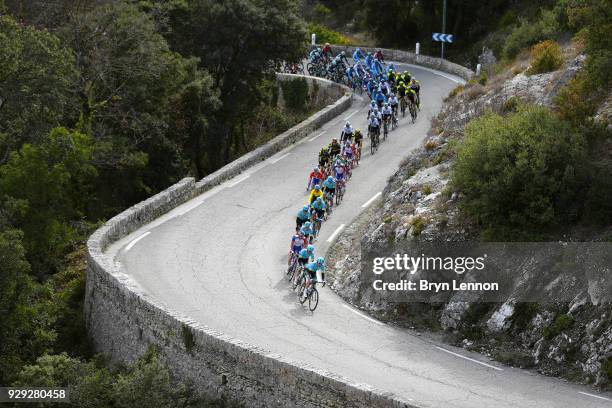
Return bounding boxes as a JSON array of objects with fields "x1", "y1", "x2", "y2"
[
  {"x1": 317, "y1": 47, "x2": 322, "y2": 52},
  {"x1": 345, "y1": 121, "x2": 351, "y2": 127},
  {"x1": 332, "y1": 138, "x2": 338, "y2": 143},
  {"x1": 356, "y1": 128, "x2": 361, "y2": 133},
  {"x1": 302, "y1": 205, "x2": 309, "y2": 211},
  {"x1": 384, "y1": 102, "x2": 389, "y2": 106},
  {"x1": 341, "y1": 51, "x2": 346, "y2": 56},
  {"x1": 307, "y1": 245, "x2": 315, "y2": 252},
  {"x1": 316, "y1": 196, "x2": 324, "y2": 203},
  {"x1": 316, "y1": 257, "x2": 325, "y2": 265},
  {"x1": 324, "y1": 42, "x2": 330, "y2": 47},
  {"x1": 304, "y1": 221, "x2": 312, "y2": 228},
  {"x1": 313, "y1": 166, "x2": 319, "y2": 172},
  {"x1": 314, "y1": 184, "x2": 321, "y2": 190},
  {"x1": 356, "y1": 47, "x2": 361, "y2": 53}
]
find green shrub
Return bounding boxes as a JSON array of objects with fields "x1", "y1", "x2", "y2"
[
  {"x1": 422, "y1": 185, "x2": 432, "y2": 195},
  {"x1": 543, "y1": 314, "x2": 574, "y2": 339},
  {"x1": 424, "y1": 140, "x2": 438, "y2": 151},
  {"x1": 527, "y1": 40, "x2": 563, "y2": 74},
  {"x1": 478, "y1": 72, "x2": 488, "y2": 86},
  {"x1": 502, "y1": 11, "x2": 559, "y2": 61},
  {"x1": 13, "y1": 349, "x2": 229, "y2": 407},
  {"x1": 446, "y1": 85, "x2": 464, "y2": 100},
  {"x1": 502, "y1": 96, "x2": 519, "y2": 113},
  {"x1": 603, "y1": 357, "x2": 612, "y2": 380},
  {"x1": 280, "y1": 77, "x2": 309, "y2": 112},
  {"x1": 410, "y1": 216, "x2": 427, "y2": 236},
  {"x1": 452, "y1": 105, "x2": 589, "y2": 237},
  {"x1": 308, "y1": 23, "x2": 350, "y2": 45}
]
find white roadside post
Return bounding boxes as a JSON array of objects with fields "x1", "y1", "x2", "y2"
[
  {"x1": 311, "y1": 33, "x2": 316, "y2": 46},
  {"x1": 416, "y1": 42, "x2": 420, "y2": 55},
  {"x1": 476, "y1": 63, "x2": 482, "y2": 77}
]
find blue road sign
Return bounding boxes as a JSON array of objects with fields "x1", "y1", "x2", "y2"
[{"x1": 432, "y1": 33, "x2": 454, "y2": 43}]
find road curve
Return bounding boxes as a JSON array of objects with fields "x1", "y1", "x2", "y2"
[{"x1": 108, "y1": 64, "x2": 612, "y2": 408}]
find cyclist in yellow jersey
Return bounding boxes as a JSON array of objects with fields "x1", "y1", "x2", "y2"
[{"x1": 309, "y1": 184, "x2": 323, "y2": 204}]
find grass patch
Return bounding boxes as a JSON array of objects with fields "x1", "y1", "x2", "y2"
[
  {"x1": 410, "y1": 216, "x2": 427, "y2": 236},
  {"x1": 543, "y1": 314, "x2": 574, "y2": 340}
]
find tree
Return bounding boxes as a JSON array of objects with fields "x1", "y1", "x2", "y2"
[
  {"x1": 58, "y1": 2, "x2": 217, "y2": 212},
  {"x1": 164, "y1": 0, "x2": 307, "y2": 173},
  {"x1": 0, "y1": 127, "x2": 97, "y2": 273},
  {"x1": 0, "y1": 15, "x2": 77, "y2": 161}
]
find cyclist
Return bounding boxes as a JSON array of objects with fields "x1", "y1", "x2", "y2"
[
  {"x1": 307, "y1": 166, "x2": 324, "y2": 191},
  {"x1": 300, "y1": 221, "x2": 315, "y2": 243},
  {"x1": 304, "y1": 257, "x2": 326, "y2": 289},
  {"x1": 289, "y1": 230, "x2": 306, "y2": 260},
  {"x1": 353, "y1": 48, "x2": 364, "y2": 64},
  {"x1": 309, "y1": 184, "x2": 324, "y2": 204},
  {"x1": 407, "y1": 88, "x2": 418, "y2": 110},
  {"x1": 374, "y1": 89, "x2": 387, "y2": 108},
  {"x1": 389, "y1": 94, "x2": 399, "y2": 116},
  {"x1": 328, "y1": 138, "x2": 341, "y2": 158},
  {"x1": 309, "y1": 47, "x2": 323, "y2": 64},
  {"x1": 374, "y1": 49, "x2": 385, "y2": 63},
  {"x1": 311, "y1": 196, "x2": 327, "y2": 220},
  {"x1": 318, "y1": 146, "x2": 330, "y2": 168},
  {"x1": 368, "y1": 114, "x2": 380, "y2": 137},
  {"x1": 298, "y1": 245, "x2": 315, "y2": 267},
  {"x1": 296, "y1": 205, "x2": 311, "y2": 230},
  {"x1": 340, "y1": 121, "x2": 354, "y2": 142},
  {"x1": 342, "y1": 139, "x2": 354, "y2": 162},
  {"x1": 322, "y1": 43, "x2": 333, "y2": 59},
  {"x1": 382, "y1": 102, "x2": 393, "y2": 126},
  {"x1": 334, "y1": 157, "x2": 347, "y2": 182},
  {"x1": 322, "y1": 175, "x2": 336, "y2": 199},
  {"x1": 410, "y1": 78, "x2": 421, "y2": 108},
  {"x1": 353, "y1": 128, "x2": 363, "y2": 157},
  {"x1": 388, "y1": 68, "x2": 396, "y2": 85}
]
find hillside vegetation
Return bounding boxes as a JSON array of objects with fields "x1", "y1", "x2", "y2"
[
  {"x1": 0, "y1": 0, "x2": 308, "y2": 404},
  {"x1": 327, "y1": 0, "x2": 611, "y2": 389}
]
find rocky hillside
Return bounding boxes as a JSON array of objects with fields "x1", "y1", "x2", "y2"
[{"x1": 327, "y1": 48, "x2": 612, "y2": 389}]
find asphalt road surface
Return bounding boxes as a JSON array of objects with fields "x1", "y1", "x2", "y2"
[{"x1": 109, "y1": 64, "x2": 612, "y2": 408}]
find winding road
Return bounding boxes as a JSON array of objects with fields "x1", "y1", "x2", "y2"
[{"x1": 107, "y1": 64, "x2": 612, "y2": 408}]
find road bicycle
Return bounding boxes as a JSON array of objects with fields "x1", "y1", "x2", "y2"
[
  {"x1": 408, "y1": 100, "x2": 417, "y2": 123},
  {"x1": 298, "y1": 275, "x2": 320, "y2": 312},
  {"x1": 335, "y1": 180, "x2": 345, "y2": 205},
  {"x1": 324, "y1": 190, "x2": 334, "y2": 214},
  {"x1": 369, "y1": 127, "x2": 379, "y2": 155},
  {"x1": 383, "y1": 116, "x2": 389, "y2": 141}
]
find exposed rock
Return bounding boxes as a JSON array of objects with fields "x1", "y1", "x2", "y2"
[{"x1": 327, "y1": 52, "x2": 611, "y2": 390}]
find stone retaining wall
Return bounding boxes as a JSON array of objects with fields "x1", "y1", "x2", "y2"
[{"x1": 84, "y1": 73, "x2": 420, "y2": 407}]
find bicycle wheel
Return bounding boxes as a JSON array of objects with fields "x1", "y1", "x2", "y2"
[
  {"x1": 299, "y1": 283, "x2": 308, "y2": 304},
  {"x1": 306, "y1": 63, "x2": 315, "y2": 76},
  {"x1": 292, "y1": 270, "x2": 303, "y2": 290},
  {"x1": 383, "y1": 122, "x2": 388, "y2": 140},
  {"x1": 309, "y1": 288, "x2": 319, "y2": 312},
  {"x1": 287, "y1": 257, "x2": 296, "y2": 278}
]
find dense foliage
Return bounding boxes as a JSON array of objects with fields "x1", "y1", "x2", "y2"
[
  {"x1": 0, "y1": 0, "x2": 306, "y2": 401},
  {"x1": 453, "y1": 106, "x2": 589, "y2": 238}
]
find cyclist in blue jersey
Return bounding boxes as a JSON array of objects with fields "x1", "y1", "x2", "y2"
[{"x1": 296, "y1": 205, "x2": 310, "y2": 230}]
